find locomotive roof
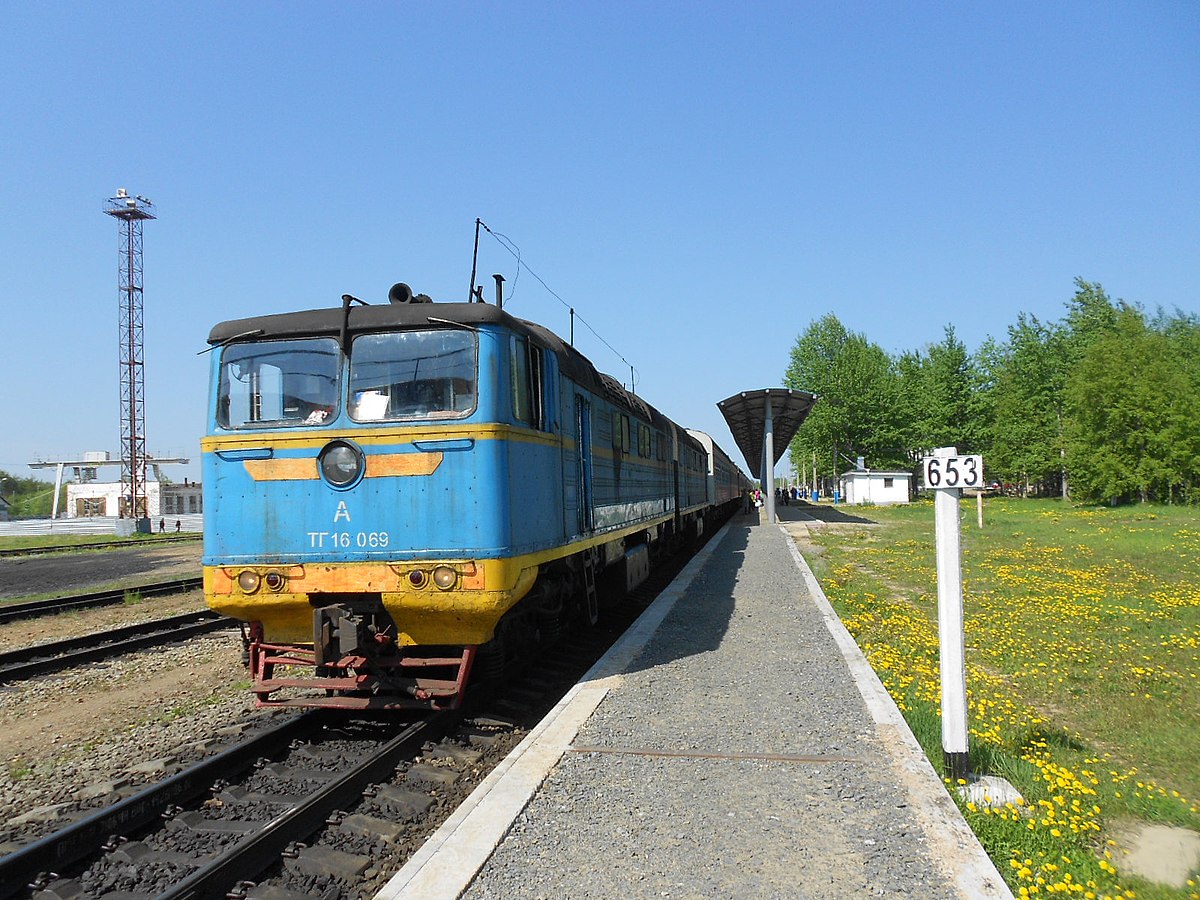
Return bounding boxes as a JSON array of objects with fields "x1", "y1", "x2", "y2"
[
  {"x1": 207, "y1": 299, "x2": 693, "y2": 444},
  {"x1": 208, "y1": 300, "x2": 597, "y2": 379}
]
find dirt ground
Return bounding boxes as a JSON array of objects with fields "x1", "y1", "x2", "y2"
[
  {"x1": 0, "y1": 636, "x2": 250, "y2": 778},
  {"x1": 0, "y1": 543, "x2": 202, "y2": 600},
  {"x1": 0, "y1": 542, "x2": 253, "y2": 787},
  {"x1": 0, "y1": 584, "x2": 211, "y2": 653}
]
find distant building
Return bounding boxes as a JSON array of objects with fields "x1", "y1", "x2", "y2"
[
  {"x1": 66, "y1": 480, "x2": 203, "y2": 520},
  {"x1": 839, "y1": 469, "x2": 911, "y2": 505},
  {"x1": 31, "y1": 452, "x2": 191, "y2": 520},
  {"x1": 0, "y1": 493, "x2": 10, "y2": 522}
]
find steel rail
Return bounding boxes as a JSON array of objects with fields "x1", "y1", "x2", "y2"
[
  {"x1": 0, "y1": 712, "x2": 328, "y2": 900},
  {"x1": 0, "y1": 577, "x2": 204, "y2": 624},
  {"x1": 157, "y1": 712, "x2": 451, "y2": 900},
  {"x1": 0, "y1": 535, "x2": 201, "y2": 559},
  {"x1": 0, "y1": 611, "x2": 233, "y2": 682}
]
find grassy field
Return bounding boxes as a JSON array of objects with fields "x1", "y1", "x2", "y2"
[{"x1": 802, "y1": 497, "x2": 1200, "y2": 900}]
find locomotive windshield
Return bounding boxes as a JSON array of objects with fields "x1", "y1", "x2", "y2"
[
  {"x1": 217, "y1": 338, "x2": 341, "y2": 429},
  {"x1": 348, "y1": 329, "x2": 477, "y2": 421}
]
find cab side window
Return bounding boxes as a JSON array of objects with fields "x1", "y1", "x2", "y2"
[
  {"x1": 511, "y1": 336, "x2": 546, "y2": 430},
  {"x1": 611, "y1": 411, "x2": 631, "y2": 454}
]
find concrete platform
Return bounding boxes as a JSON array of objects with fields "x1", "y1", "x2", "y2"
[{"x1": 376, "y1": 510, "x2": 1012, "y2": 899}]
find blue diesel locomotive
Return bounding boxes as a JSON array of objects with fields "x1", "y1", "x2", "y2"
[{"x1": 202, "y1": 284, "x2": 746, "y2": 710}]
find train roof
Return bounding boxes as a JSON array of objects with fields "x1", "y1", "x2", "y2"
[
  {"x1": 209, "y1": 299, "x2": 600, "y2": 381},
  {"x1": 207, "y1": 298, "x2": 696, "y2": 446}
]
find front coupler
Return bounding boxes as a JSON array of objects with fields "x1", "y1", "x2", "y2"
[{"x1": 243, "y1": 606, "x2": 475, "y2": 711}]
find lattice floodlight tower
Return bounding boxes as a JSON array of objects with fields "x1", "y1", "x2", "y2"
[{"x1": 104, "y1": 189, "x2": 156, "y2": 523}]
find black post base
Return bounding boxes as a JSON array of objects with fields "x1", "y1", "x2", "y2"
[{"x1": 944, "y1": 750, "x2": 970, "y2": 783}]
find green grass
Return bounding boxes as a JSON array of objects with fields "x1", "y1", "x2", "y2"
[
  {"x1": 0, "y1": 532, "x2": 199, "y2": 552},
  {"x1": 804, "y1": 497, "x2": 1200, "y2": 899},
  {"x1": 6, "y1": 758, "x2": 34, "y2": 780}
]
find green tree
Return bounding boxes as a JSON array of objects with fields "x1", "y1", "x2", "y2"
[
  {"x1": 892, "y1": 348, "x2": 926, "y2": 456},
  {"x1": 986, "y1": 314, "x2": 1068, "y2": 495},
  {"x1": 895, "y1": 325, "x2": 978, "y2": 453},
  {"x1": 1066, "y1": 306, "x2": 1200, "y2": 503},
  {"x1": 783, "y1": 314, "x2": 904, "y2": 486},
  {"x1": 966, "y1": 336, "x2": 1003, "y2": 464},
  {"x1": 0, "y1": 470, "x2": 63, "y2": 518},
  {"x1": 1063, "y1": 277, "x2": 1119, "y2": 361}
]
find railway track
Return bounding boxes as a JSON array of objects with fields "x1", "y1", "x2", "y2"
[
  {"x1": 0, "y1": 712, "x2": 334, "y2": 899},
  {"x1": 0, "y1": 709, "x2": 482, "y2": 900},
  {"x1": 0, "y1": 578, "x2": 205, "y2": 624},
  {"x1": 0, "y1": 525, "x2": 723, "y2": 899},
  {"x1": 0, "y1": 536, "x2": 201, "y2": 559},
  {"x1": 0, "y1": 611, "x2": 233, "y2": 683}
]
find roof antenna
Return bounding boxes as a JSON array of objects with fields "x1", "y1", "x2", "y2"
[
  {"x1": 340, "y1": 293, "x2": 367, "y2": 353},
  {"x1": 468, "y1": 218, "x2": 482, "y2": 301}
]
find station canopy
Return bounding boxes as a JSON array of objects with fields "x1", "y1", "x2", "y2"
[{"x1": 717, "y1": 388, "x2": 818, "y2": 479}]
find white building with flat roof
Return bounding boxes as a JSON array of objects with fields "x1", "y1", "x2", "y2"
[
  {"x1": 30, "y1": 452, "x2": 192, "y2": 520},
  {"x1": 66, "y1": 479, "x2": 203, "y2": 520},
  {"x1": 839, "y1": 469, "x2": 911, "y2": 505}
]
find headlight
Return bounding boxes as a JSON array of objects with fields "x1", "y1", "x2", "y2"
[
  {"x1": 237, "y1": 570, "x2": 261, "y2": 593},
  {"x1": 319, "y1": 440, "x2": 364, "y2": 487},
  {"x1": 432, "y1": 566, "x2": 457, "y2": 590}
]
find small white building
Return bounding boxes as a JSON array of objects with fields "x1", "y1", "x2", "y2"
[
  {"x1": 66, "y1": 480, "x2": 203, "y2": 520},
  {"x1": 839, "y1": 469, "x2": 911, "y2": 505}
]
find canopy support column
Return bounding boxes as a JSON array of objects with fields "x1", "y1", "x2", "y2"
[{"x1": 763, "y1": 395, "x2": 776, "y2": 524}]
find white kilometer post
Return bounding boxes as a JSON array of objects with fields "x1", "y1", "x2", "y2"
[{"x1": 923, "y1": 446, "x2": 983, "y2": 783}]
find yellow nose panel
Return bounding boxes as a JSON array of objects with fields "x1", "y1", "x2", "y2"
[{"x1": 242, "y1": 452, "x2": 443, "y2": 481}]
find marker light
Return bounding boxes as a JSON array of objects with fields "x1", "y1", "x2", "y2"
[
  {"x1": 432, "y1": 566, "x2": 457, "y2": 590},
  {"x1": 408, "y1": 570, "x2": 427, "y2": 588},
  {"x1": 264, "y1": 570, "x2": 285, "y2": 591},
  {"x1": 237, "y1": 570, "x2": 261, "y2": 593},
  {"x1": 319, "y1": 440, "x2": 364, "y2": 487}
]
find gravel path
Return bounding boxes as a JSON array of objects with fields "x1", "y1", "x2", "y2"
[{"x1": 461, "y1": 517, "x2": 976, "y2": 899}]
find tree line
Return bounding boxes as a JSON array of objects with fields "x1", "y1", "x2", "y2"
[
  {"x1": 783, "y1": 278, "x2": 1200, "y2": 505},
  {"x1": 0, "y1": 470, "x2": 67, "y2": 519}
]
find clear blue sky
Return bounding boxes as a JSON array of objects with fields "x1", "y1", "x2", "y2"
[{"x1": 2, "y1": 2, "x2": 1197, "y2": 483}]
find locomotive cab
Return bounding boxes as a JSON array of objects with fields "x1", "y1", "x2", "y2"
[{"x1": 202, "y1": 297, "x2": 563, "y2": 708}]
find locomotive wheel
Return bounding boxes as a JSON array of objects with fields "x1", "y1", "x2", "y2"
[{"x1": 475, "y1": 639, "x2": 506, "y2": 683}]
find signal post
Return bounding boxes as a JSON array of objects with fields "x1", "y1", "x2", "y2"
[{"x1": 923, "y1": 446, "x2": 983, "y2": 782}]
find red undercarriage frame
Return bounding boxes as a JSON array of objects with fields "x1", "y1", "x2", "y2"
[{"x1": 246, "y1": 631, "x2": 476, "y2": 711}]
